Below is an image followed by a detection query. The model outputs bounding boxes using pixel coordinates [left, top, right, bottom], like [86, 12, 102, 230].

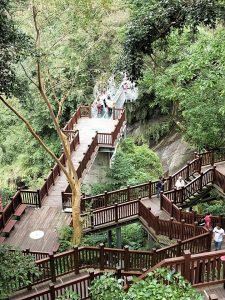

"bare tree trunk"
[71, 181, 82, 244]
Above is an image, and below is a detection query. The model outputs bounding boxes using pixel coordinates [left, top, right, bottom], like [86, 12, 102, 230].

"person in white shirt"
[175, 176, 185, 189]
[213, 224, 224, 250]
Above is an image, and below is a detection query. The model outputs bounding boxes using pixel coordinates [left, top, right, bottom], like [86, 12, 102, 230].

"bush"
[89, 268, 203, 300]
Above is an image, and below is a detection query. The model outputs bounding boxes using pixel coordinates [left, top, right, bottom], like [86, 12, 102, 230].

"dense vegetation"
[123, 0, 225, 150]
[89, 269, 203, 300]
[0, 245, 39, 299]
[1, 0, 225, 202]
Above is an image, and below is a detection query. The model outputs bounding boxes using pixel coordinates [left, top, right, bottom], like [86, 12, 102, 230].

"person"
[204, 212, 212, 230]
[96, 100, 103, 115]
[213, 224, 224, 250]
[198, 218, 205, 226]
[175, 176, 185, 189]
[156, 177, 164, 198]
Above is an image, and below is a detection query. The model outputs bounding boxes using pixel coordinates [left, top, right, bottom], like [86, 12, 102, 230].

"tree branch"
[0, 95, 71, 181]
[20, 63, 39, 89]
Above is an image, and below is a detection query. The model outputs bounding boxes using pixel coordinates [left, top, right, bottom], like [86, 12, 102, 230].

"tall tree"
[0, 0, 126, 243]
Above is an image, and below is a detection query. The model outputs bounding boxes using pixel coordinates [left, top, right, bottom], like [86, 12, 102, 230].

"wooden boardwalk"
[5, 117, 117, 252]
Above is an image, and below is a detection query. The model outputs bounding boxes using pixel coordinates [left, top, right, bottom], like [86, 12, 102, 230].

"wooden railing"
[161, 193, 225, 228]
[12, 225, 210, 292]
[77, 157, 200, 212]
[17, 249, 225, 300]
[215, 169, 225, 192]
[136, 249, 225, 289]
[196, 149, 225, 166]
[62, 110, 126, 206]
[163, 168, 214, 205]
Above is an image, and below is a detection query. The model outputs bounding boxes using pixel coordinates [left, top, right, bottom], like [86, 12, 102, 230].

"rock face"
[153, 131, 195, 176]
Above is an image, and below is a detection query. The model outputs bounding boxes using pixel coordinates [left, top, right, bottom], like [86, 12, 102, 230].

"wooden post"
[115, 203, 118, 223]
[211, 151, 215, 166]
[207, 231, 213, 251]
[213, 165, 216, 183]
[180, 219, 185, 240]
[178, 207, 182, 222]
[151, 248, 157, 267]
[148, 180, 152, 198]
[193, 221, 198, 236]
[37, 189, 41, 208]
[89, 271, 95, 283]
[99, 243, 105, 271]
[104, 191, 108, 206]
[176, 240, 182, 257]
[169, 217, 174, 240]
[49, 283, 55, 300]
[171, 200, 174, 217]
[199, 173, 203, 191]
[124, 245, 130, 271]
[80, 194, 85, 212]
[51, 169, 55, 185]
[168, 176, 172, 191]
[44, 179, 49, 196]
[186, 162, 190, 180]
[73, 246, 79, 274]
[183, 250, 191, 282]
[116, 266, 122, 279]
[180, 187, 185, 205]
[91, 213, 94, 229]
[138, 197, 141, 216]
[174, 188, 177, 204]
[160, 192, 163, 210]
[49, 253, 56, 283]
[155, 216, 159, 235]
[198, 156, 202, 173]
[127, 186, 130, 201]
[111, 131, 114, 146]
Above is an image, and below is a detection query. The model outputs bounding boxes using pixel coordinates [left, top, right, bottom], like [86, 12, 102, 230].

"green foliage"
[82, 232, 108, 247]
[90, 273, 124, 300]
[0, 0, 31, 97]
[120, 223, 147, 250]
[58, 226, 73, 252]
[0, 186, 14, 207]
[131, 25, 225, 149]
[0, 245, 40, 299]
[134, 120, 173, 145]
[127, 268, 203, 300]
[56, 289, 80, 300]
[123, 0, 225, 78]
[197, 193, 225, 216]
[90, 268, 203, 300]
[109, 138, 163, 188]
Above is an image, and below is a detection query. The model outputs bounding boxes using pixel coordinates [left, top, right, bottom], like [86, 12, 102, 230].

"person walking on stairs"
[156, 177, 164, 198]
[175, 176, 185, 189]
[213, 224, 224, 250]
[204, 212, 212, 230]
